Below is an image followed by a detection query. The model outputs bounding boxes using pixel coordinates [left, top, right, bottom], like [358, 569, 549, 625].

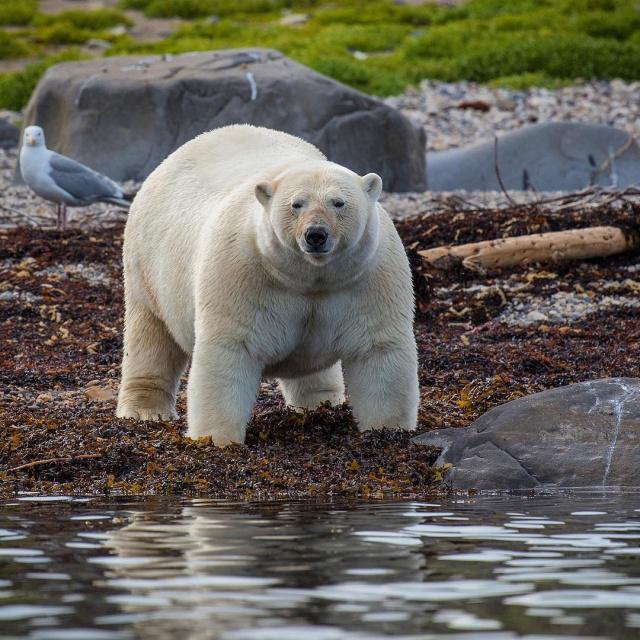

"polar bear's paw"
[116, 381, 178, 422]
[117, 404, 177, 421]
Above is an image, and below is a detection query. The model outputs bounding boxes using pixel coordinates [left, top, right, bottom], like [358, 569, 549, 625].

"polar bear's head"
[255, 163, 382, 266]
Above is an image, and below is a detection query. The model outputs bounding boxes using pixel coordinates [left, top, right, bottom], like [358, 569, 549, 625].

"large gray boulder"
[427, 122, 640, 191]
[23, 48, 426, 192]
[413, 378, 640, 490]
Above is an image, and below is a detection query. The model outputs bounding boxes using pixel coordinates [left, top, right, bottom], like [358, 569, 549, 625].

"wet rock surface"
[23, 48, 426, 192]
[414, 379, 640, 490]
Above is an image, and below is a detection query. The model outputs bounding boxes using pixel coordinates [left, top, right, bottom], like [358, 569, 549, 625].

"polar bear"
[116, 125, 419, 445]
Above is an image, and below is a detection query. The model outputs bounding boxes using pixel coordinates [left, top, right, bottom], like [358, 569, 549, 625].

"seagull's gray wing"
[48, 152, 123, 204]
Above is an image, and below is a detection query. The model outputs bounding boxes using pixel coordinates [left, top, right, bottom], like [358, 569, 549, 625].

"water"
[1, 494, 640, 639]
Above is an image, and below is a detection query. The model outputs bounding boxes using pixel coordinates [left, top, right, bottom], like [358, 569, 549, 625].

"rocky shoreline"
[2, 202, 640, 496]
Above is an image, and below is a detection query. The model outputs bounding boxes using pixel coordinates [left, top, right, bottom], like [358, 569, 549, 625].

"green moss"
[21, 9, 133, 47]
[451, 34, 640, 83]
[120, 0, 302, 19]
[0, 0, 38, 26]
[487, 72, 571, 90]
[33, 22, 97, 46]
[0, 51, 85, 111]
[0, 31, 29, 60]
[34, 9, 132, 31]
[5, 0, 640, 108]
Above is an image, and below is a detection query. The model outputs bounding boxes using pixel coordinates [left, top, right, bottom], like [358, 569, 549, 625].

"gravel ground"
[380, 79, 640, 213]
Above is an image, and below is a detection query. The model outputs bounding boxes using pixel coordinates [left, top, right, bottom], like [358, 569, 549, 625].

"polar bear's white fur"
[116, 125, 419, 445]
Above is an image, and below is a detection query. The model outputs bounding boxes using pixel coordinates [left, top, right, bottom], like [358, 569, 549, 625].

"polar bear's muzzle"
[299, 222, 337, 258]
[303, 225, 330, 252]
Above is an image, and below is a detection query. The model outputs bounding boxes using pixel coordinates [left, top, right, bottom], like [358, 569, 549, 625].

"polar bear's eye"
[292, 201, 304, 210]
[333, 200, 345, 209]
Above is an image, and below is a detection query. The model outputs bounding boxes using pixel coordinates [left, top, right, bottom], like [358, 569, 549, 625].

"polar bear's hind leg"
[117, 302, 188, 421]
[278, 362, 346, 410]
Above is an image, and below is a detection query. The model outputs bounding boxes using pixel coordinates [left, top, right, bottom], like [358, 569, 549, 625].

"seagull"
[19, 125, 132, 230]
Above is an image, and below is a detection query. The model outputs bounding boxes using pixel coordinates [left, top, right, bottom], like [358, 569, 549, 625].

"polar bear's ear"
[255, 182, 274, 208]
[362, 173, 383, 202]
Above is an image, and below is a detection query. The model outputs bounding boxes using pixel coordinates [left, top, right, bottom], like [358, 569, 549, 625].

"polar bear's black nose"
[305, 226, 328, 250]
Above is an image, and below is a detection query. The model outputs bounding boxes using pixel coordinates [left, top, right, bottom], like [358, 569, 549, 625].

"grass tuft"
[0, 0, 38, 27]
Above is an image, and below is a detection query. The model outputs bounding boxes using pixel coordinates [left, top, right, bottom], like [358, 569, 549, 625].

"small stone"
[85, 386, 116, 402]
[525, 310, 549, 323]
[107, 25, 128, 37]
[279, 12, 309, 26]
[86, 39, 111, 51]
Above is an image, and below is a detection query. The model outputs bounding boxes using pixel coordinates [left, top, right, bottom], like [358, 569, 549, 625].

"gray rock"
[22, 48, 426, 192]
[426, 122, 640, 191]
[413, 378, 640, 490]
[0, 118, 19, 149]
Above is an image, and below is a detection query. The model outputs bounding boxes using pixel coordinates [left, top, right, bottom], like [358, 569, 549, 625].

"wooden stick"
[7, 453, 102, 472]
[419, 226, 639, 271]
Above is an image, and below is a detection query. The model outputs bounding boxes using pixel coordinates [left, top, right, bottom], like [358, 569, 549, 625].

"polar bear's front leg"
[343, 344, 419, 432]
[278, 362, 345, 410]
[187, 339, 262, 445]
[117, 303, 188, 421]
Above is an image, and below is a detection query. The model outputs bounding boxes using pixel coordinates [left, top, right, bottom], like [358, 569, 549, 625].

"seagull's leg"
[55, 203, 62, 230]
[61, 204, 67, 231]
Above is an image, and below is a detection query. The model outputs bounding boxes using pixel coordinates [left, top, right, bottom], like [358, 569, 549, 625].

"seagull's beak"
[25, 136, 35, 146]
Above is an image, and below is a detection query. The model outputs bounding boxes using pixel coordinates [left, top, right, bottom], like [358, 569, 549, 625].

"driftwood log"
[419, 226, 639, 271]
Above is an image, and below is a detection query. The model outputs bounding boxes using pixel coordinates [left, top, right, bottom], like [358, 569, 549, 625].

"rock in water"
[426, 122, 640, 191]
[23, 49, 426, 192]
[413, 378, 640, 490]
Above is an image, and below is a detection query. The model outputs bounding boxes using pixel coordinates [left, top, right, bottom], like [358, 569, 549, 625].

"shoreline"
[2, 203, 640, 497]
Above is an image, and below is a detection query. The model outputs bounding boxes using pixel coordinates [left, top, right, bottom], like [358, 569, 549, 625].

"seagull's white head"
[23, 125, 45, 148]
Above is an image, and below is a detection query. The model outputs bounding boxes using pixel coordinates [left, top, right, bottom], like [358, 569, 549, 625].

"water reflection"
[0, 494, 639, 639]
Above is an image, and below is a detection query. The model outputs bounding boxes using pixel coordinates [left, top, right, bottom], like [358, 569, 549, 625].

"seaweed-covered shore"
[2, 203, 640, 497]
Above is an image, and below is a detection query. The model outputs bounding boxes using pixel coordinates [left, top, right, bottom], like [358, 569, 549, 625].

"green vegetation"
[0, 0, 639, 109]
[121, 0, 315, 19]
[0, 51, 84, 112]
[34, 9, 132, 31]
[0, 1, 38, 27]
[0, 31, 29, 60]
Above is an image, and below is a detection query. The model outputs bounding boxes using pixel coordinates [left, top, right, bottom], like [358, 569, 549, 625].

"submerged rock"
[426, 122, 640, 191]
[22, 48, 426, 192]
[413, 378, 640, 490]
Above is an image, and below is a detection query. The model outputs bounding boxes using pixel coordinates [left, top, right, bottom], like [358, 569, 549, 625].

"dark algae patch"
[2, 203, 640, 497]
